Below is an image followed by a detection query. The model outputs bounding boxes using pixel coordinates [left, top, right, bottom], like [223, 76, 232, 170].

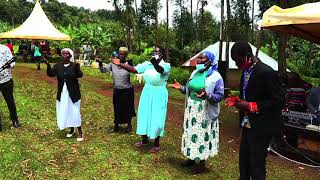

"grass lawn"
[0, 63, 318, 179]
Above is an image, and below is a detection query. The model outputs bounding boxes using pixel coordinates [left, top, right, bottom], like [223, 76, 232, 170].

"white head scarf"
[61, 48, 75, 62]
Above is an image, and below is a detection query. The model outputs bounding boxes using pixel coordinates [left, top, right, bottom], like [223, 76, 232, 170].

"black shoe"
[181, 159, 195, 167]
[109, 124, 120, 133]
[12, 120, 20, 128]
[193, 161, 206, 174]
[125, 124, 132, 133]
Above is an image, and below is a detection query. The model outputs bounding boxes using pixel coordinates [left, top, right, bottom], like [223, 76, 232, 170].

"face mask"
[152, 55, 160, 60]
[196, 64, 205, 71]
[242, 58, 253, 70]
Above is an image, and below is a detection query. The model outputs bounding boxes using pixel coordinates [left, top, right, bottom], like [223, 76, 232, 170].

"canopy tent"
[0, 1, 70, 41]
[261, 2, 320, 44]
[182, 42, 285, 71]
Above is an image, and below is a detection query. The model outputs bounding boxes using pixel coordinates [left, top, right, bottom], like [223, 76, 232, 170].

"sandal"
[134, 141, 148, 147]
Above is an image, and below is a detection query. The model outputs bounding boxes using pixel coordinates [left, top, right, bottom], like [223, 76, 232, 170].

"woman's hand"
[112, 58, 121, 65]
[95, 57, 102, 62]
[95, 57, 103, 66]
[168, 79, 182, 90]
[195, 89, 207, 100]
[43, 59, 50, 65]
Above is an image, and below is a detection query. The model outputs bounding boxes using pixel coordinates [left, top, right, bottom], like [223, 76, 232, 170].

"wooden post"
[218, 0, 224, 62]
[134, 0, 141, 54]
[279, 33, 288, 77]
[225, 0, 231, 88]
[251, 0, 254, 43]
[278, 0, 288, 77]
[255, 29, 264, 57]
[166, 0, 169, 61]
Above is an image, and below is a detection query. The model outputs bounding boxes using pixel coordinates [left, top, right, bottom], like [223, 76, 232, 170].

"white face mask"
[152, 55, 160, 60]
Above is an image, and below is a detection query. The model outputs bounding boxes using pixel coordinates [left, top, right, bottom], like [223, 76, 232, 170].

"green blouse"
[188, 71, 207, 101]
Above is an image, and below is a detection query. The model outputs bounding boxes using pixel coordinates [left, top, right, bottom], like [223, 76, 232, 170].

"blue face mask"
[196, 64, 205, 71]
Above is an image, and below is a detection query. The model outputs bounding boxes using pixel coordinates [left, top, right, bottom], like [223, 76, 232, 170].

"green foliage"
[57, 22, 124, 58]
[194, 11, 219, 52]
[301, 76, 320, 87]
[137, 0, 161, 46]
[128, 53, 150, 65]
[260, 41, 278, 60]
[230, 0, 251, 41]
[173, 5, 193, 49]
[168, 67, 190, 85]
[0, 21, 12, 33]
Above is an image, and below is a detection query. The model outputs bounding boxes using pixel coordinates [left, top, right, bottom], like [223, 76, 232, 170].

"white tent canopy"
[0, 0, 70, 40]
[182, 42, 284, 71]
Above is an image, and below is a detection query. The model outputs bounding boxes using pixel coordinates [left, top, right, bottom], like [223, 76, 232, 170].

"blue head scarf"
[202, 51, 218, 77]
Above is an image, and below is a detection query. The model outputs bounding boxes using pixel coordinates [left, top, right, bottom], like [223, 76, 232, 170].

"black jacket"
[239, 61, 285, 136]
[47, 62, 83, 103]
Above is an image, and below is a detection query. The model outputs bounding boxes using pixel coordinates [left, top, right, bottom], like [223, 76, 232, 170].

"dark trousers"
[0, 79, 18, 123]
[239, 128, 272, 180]
[113, 88, 135, 125]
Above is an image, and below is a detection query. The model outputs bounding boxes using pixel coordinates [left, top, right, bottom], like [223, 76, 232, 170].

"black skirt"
[113, 88, 136, 124]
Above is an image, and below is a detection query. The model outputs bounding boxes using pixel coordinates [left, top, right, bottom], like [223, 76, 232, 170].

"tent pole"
[279, 32, 288, 77]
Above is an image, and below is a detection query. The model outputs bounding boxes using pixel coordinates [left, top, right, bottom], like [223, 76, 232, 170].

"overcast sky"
[56, 0, 260, 26]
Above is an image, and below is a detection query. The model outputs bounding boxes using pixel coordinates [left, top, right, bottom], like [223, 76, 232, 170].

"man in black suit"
[227, 42, 285, 180]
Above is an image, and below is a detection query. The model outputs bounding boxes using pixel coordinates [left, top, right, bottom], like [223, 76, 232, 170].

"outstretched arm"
[112, 58, 138, 74]
[151, 58, 164, 74]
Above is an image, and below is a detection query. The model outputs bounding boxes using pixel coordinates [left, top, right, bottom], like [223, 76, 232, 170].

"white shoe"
[66, 132, 74, 138]
[77, 136, 84, 142]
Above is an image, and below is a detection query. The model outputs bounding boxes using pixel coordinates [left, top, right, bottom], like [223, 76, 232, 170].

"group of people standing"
[0, 40, 285, 178]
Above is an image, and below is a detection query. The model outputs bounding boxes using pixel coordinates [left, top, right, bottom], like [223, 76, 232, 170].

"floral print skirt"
[181, 97, 219, 161]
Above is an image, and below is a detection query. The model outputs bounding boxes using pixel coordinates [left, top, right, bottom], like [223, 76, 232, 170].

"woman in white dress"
[45, 48, 84, 142]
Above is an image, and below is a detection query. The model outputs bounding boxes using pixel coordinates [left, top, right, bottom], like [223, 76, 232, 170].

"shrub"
[168, 67, 190, 85]
[128, 53, 150, 65]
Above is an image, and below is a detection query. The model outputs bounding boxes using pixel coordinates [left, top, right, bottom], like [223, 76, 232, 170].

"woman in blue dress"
[112, 46, 171, 153]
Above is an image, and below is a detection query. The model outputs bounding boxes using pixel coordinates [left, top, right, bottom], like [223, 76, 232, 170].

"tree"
[225, 0, 231, 87]
[218, 0, 224, 62]
[134, 0, 141, 53]
[173, 0, 192, 62]
[195, 11, 219, 47]
[232, 0, 251, 41]
[251, 0, 254, 43]
[166, 0, 169, 60]
[138, 0, 161, 46]
[199, 0, 208, 49]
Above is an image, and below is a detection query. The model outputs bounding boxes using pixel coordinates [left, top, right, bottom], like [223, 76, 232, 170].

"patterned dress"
[181, 71, 219, 161]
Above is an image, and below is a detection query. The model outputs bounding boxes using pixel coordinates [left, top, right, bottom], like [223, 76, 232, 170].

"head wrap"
[61, 48, 74, 62]
[119, 47, 128, 52]
[202, 51, 218, 77]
